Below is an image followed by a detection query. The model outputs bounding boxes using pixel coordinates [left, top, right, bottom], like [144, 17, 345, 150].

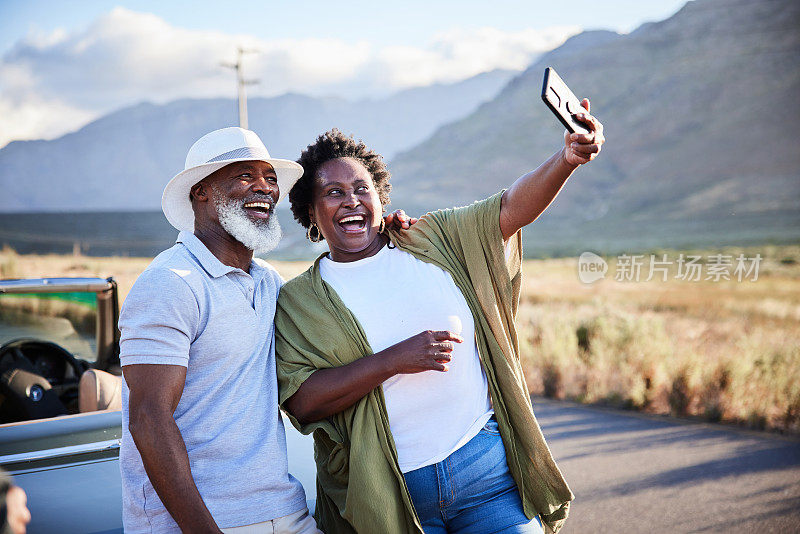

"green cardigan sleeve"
[389, 191, 523, 361]
[391, 191, 573, 534]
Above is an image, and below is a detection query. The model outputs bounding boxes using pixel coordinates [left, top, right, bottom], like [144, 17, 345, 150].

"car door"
[1, 411, 318, 533]
[0, 410, 123, 534]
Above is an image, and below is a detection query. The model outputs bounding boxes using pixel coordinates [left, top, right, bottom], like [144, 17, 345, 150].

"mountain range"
[0, 69, 514, 212]
[1, 0, 798, 256]
[388, 0, 800, 252]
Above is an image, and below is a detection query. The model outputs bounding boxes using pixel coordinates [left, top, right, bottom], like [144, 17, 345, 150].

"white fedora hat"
[161, 127, 303, 232]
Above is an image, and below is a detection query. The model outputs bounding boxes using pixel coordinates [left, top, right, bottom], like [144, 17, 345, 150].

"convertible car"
[0, 277, 315, 533]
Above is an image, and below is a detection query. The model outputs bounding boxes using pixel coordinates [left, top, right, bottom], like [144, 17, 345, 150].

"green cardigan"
[275, 192, 573, 534]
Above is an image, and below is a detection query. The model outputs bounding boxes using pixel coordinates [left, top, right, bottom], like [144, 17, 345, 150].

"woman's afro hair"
[289, 128, 391, 231]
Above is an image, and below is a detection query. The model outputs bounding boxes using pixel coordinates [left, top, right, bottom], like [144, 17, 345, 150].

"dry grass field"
[2, 244, 798, 434]
[518, 245, 800, 434]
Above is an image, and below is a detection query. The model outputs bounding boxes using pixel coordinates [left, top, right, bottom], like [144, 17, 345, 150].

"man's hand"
[383, 209, 417, 231]
[6, 486, 31, 534]
[563, 98, 605, 167]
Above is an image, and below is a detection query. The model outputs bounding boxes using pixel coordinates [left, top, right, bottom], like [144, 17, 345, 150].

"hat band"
[205, 146, 271, 163]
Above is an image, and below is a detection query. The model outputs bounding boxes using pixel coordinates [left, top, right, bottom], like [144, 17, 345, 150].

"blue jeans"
[402, 417, 544, 534]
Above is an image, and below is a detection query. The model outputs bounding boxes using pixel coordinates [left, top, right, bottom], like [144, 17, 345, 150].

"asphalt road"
[532, 398, 800, 533]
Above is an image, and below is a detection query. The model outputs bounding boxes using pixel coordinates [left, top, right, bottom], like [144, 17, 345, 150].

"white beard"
[213, 191, 282, 254]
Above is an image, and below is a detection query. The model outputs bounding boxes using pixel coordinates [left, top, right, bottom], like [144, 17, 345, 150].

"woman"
[276, 101, 604, 534]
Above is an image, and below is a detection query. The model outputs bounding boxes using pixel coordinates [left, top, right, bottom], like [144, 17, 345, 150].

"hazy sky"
[0, 1, 689, 147]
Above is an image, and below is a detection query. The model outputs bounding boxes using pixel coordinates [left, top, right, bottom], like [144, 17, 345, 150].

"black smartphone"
[541, 67, 592, 135]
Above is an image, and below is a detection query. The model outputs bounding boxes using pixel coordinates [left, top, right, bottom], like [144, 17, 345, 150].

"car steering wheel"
[0, 339, 86, 423]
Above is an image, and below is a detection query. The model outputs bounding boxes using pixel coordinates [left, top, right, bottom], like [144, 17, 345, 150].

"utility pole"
[221, 47, 259, 129]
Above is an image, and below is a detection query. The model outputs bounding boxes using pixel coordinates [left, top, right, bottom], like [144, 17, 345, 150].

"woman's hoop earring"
[307, 222, 322, 243]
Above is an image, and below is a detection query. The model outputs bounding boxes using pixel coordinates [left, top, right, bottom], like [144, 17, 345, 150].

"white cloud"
[428, 26, 581, 79]
[0, 96, 94, 147]
[0, 7, 579, 147]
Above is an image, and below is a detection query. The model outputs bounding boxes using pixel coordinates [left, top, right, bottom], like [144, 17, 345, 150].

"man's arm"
[124, 364, 221, 534]
[499, 98, 605, 240]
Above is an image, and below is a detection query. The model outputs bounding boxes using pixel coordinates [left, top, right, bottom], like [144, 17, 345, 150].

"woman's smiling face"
[310, 157, 386, 262]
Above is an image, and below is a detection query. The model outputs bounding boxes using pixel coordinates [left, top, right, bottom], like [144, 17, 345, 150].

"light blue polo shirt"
[119, 231, 306, 533]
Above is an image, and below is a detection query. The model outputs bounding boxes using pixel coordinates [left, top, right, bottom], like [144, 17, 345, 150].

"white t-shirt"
[319, 244, 493, 473]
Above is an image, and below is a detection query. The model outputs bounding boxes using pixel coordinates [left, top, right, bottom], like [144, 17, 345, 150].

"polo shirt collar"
[176, 231, 239, 279]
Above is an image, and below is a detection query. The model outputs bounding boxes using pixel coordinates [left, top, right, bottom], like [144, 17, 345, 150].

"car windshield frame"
[0, 278, 119, 367]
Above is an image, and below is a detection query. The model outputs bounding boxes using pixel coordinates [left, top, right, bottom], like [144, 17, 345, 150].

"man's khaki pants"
[221, 508, 322, 534]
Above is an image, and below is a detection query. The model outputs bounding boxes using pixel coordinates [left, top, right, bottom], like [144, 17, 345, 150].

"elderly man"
[120, 127, 359, 533]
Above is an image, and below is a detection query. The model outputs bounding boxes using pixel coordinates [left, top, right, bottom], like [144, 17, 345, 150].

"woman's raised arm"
[499, 98, 605, 240]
